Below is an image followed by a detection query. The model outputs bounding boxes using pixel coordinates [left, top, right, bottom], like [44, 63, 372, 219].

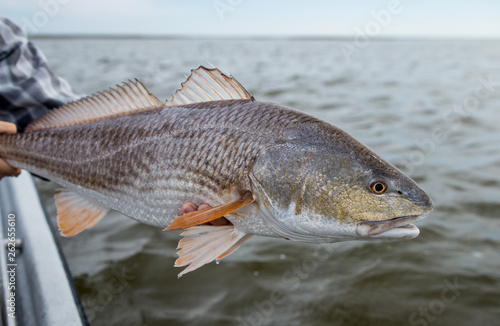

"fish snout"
[411, 189, 434, 215]
[420, 193, 434, 213]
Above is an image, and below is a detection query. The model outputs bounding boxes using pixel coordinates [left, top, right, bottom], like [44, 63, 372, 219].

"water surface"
[34, 38, 500, 326]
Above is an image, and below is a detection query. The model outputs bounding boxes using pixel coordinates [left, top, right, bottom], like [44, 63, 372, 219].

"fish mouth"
[356, 214, 428, 240]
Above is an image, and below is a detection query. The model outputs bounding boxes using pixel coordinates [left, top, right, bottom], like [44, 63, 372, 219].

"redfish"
[0, 67, 433, 277]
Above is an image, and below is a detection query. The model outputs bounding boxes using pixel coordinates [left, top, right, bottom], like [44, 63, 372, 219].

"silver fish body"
[0, 66, 433, 276]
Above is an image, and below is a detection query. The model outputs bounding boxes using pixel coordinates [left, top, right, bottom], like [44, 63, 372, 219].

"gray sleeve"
[0, 16, 82, 132]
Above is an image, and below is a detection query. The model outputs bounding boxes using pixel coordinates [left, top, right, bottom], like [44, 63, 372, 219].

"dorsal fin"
[26, 80, 163, 132]
[165, 66, 253, 107]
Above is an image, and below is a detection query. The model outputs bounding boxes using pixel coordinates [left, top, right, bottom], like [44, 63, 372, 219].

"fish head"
[249, 122, 433, 243]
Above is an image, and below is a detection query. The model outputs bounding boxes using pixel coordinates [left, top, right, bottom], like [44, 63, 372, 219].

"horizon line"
[30, 33, 500, 42]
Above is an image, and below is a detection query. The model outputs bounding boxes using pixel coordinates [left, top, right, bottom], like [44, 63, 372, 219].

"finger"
[178, 202, 198, 216]
[197, 204, 211, 211]
[0, 122, 17, 134]
[0, 122, 19, 178]
[209, 217, 231, 226]
[0, 160, 21, 177]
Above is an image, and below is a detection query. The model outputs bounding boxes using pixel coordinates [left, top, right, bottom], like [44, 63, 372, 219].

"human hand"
[178, 202, 230, 226]
[0, 122, 21, 179]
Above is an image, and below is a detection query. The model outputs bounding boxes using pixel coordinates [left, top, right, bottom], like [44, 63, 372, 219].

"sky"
[2, 0, 500, 39]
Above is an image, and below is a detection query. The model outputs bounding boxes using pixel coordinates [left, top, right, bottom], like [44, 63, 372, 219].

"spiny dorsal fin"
[55, 189, 110, 237]
[26, 80, 163, 132]
[174, 225, 253, 277]
[165, 66, 253, 107]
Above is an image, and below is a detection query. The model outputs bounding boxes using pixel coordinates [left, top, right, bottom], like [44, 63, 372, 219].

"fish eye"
[369, 181, 387, 194]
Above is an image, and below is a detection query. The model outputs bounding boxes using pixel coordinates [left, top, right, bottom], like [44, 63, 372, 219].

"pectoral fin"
[174, 225, 253, 277]
[165, 192, 254, 230]
[55, 190, 109, 237]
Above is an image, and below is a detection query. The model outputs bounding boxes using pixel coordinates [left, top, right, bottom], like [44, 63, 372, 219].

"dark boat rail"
[0, 172, 88, 326]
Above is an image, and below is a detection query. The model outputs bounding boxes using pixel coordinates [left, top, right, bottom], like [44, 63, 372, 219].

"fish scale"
[0, 100, 308, 229]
